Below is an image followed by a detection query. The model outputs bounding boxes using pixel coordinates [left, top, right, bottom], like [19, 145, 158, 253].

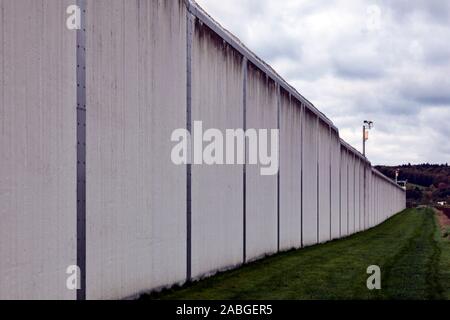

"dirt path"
[435, 207, 450, 238]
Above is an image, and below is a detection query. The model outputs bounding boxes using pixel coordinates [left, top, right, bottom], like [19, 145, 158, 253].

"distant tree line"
[376, 164, 450, 187]
[375, 164, 450, 207]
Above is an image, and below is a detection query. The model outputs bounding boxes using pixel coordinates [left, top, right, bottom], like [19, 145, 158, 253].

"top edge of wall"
[340, 139, 369, 164]
[340, 140, 403, 191]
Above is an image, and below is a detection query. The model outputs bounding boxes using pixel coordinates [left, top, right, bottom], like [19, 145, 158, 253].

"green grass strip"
[144, 208, 450, 300]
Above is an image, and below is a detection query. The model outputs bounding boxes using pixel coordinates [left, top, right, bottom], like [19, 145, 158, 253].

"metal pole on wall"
[362, 120, 373, 158]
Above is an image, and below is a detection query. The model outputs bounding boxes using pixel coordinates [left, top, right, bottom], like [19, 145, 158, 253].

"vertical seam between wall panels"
[242, 57, 247, 263]
[276, 86, 281, 252]
[316, 117, 319, 244]
[76, 0, 87, 301]
[347, 150, 349, 233]
[186, 11, 193, 281]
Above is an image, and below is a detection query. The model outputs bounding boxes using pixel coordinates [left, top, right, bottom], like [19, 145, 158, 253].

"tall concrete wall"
[318, 121, 331, 243]
[0, 0, 406, 299]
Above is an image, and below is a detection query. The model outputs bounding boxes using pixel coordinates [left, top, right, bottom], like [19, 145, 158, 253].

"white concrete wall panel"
[367, 170, 372, 228]
[374, 177, 378, 225]
[371, 172, 375, 227]
[340, 147, 349, 237]
[360, 163, 365, 231]
[302, 110, 318, 246]
[318, 122, 331, 243]
[348, 154, 355, 234]
[373, 173, 378, 226]
[368, 172, 371, 228]
[279, 93, 302, 250]
[376, 178, 380, 224]
[384, 184, 387, 219]
[191, 22, 244, 277]
[379, 179, 382, 222]
[330, 133, 341, 239]
[370, 173, 373, 227]
[245, 63, 278, 260]
[354, 158, 360, 232]
[378, 180, 380, 221]
[0, 0, 77, 300]
[373, 174, 376, 227]
[85, 0, 187, 299]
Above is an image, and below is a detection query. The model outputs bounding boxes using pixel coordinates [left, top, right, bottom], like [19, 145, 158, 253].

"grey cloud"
[424, 41, 450, 66]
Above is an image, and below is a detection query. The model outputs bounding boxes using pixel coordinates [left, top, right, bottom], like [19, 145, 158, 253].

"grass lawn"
[145, 208, 450, 300]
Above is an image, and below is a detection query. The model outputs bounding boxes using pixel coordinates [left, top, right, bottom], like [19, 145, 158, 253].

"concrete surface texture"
[0, 0, 406, 299]
[85, 0, 187, 300]
[330, 133, 341, 239]
[318, 121, 331, 243]
[279, 91, 302, 251]
[0, 0, 77, 300]
[245, 63, 278, 261]
[302, 109, 319, 246]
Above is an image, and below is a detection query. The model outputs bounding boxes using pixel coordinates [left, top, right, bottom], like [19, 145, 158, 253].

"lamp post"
[363, 120, 373, 158]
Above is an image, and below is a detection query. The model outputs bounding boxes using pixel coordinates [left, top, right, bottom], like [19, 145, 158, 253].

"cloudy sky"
[196, 0, 450, 165]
